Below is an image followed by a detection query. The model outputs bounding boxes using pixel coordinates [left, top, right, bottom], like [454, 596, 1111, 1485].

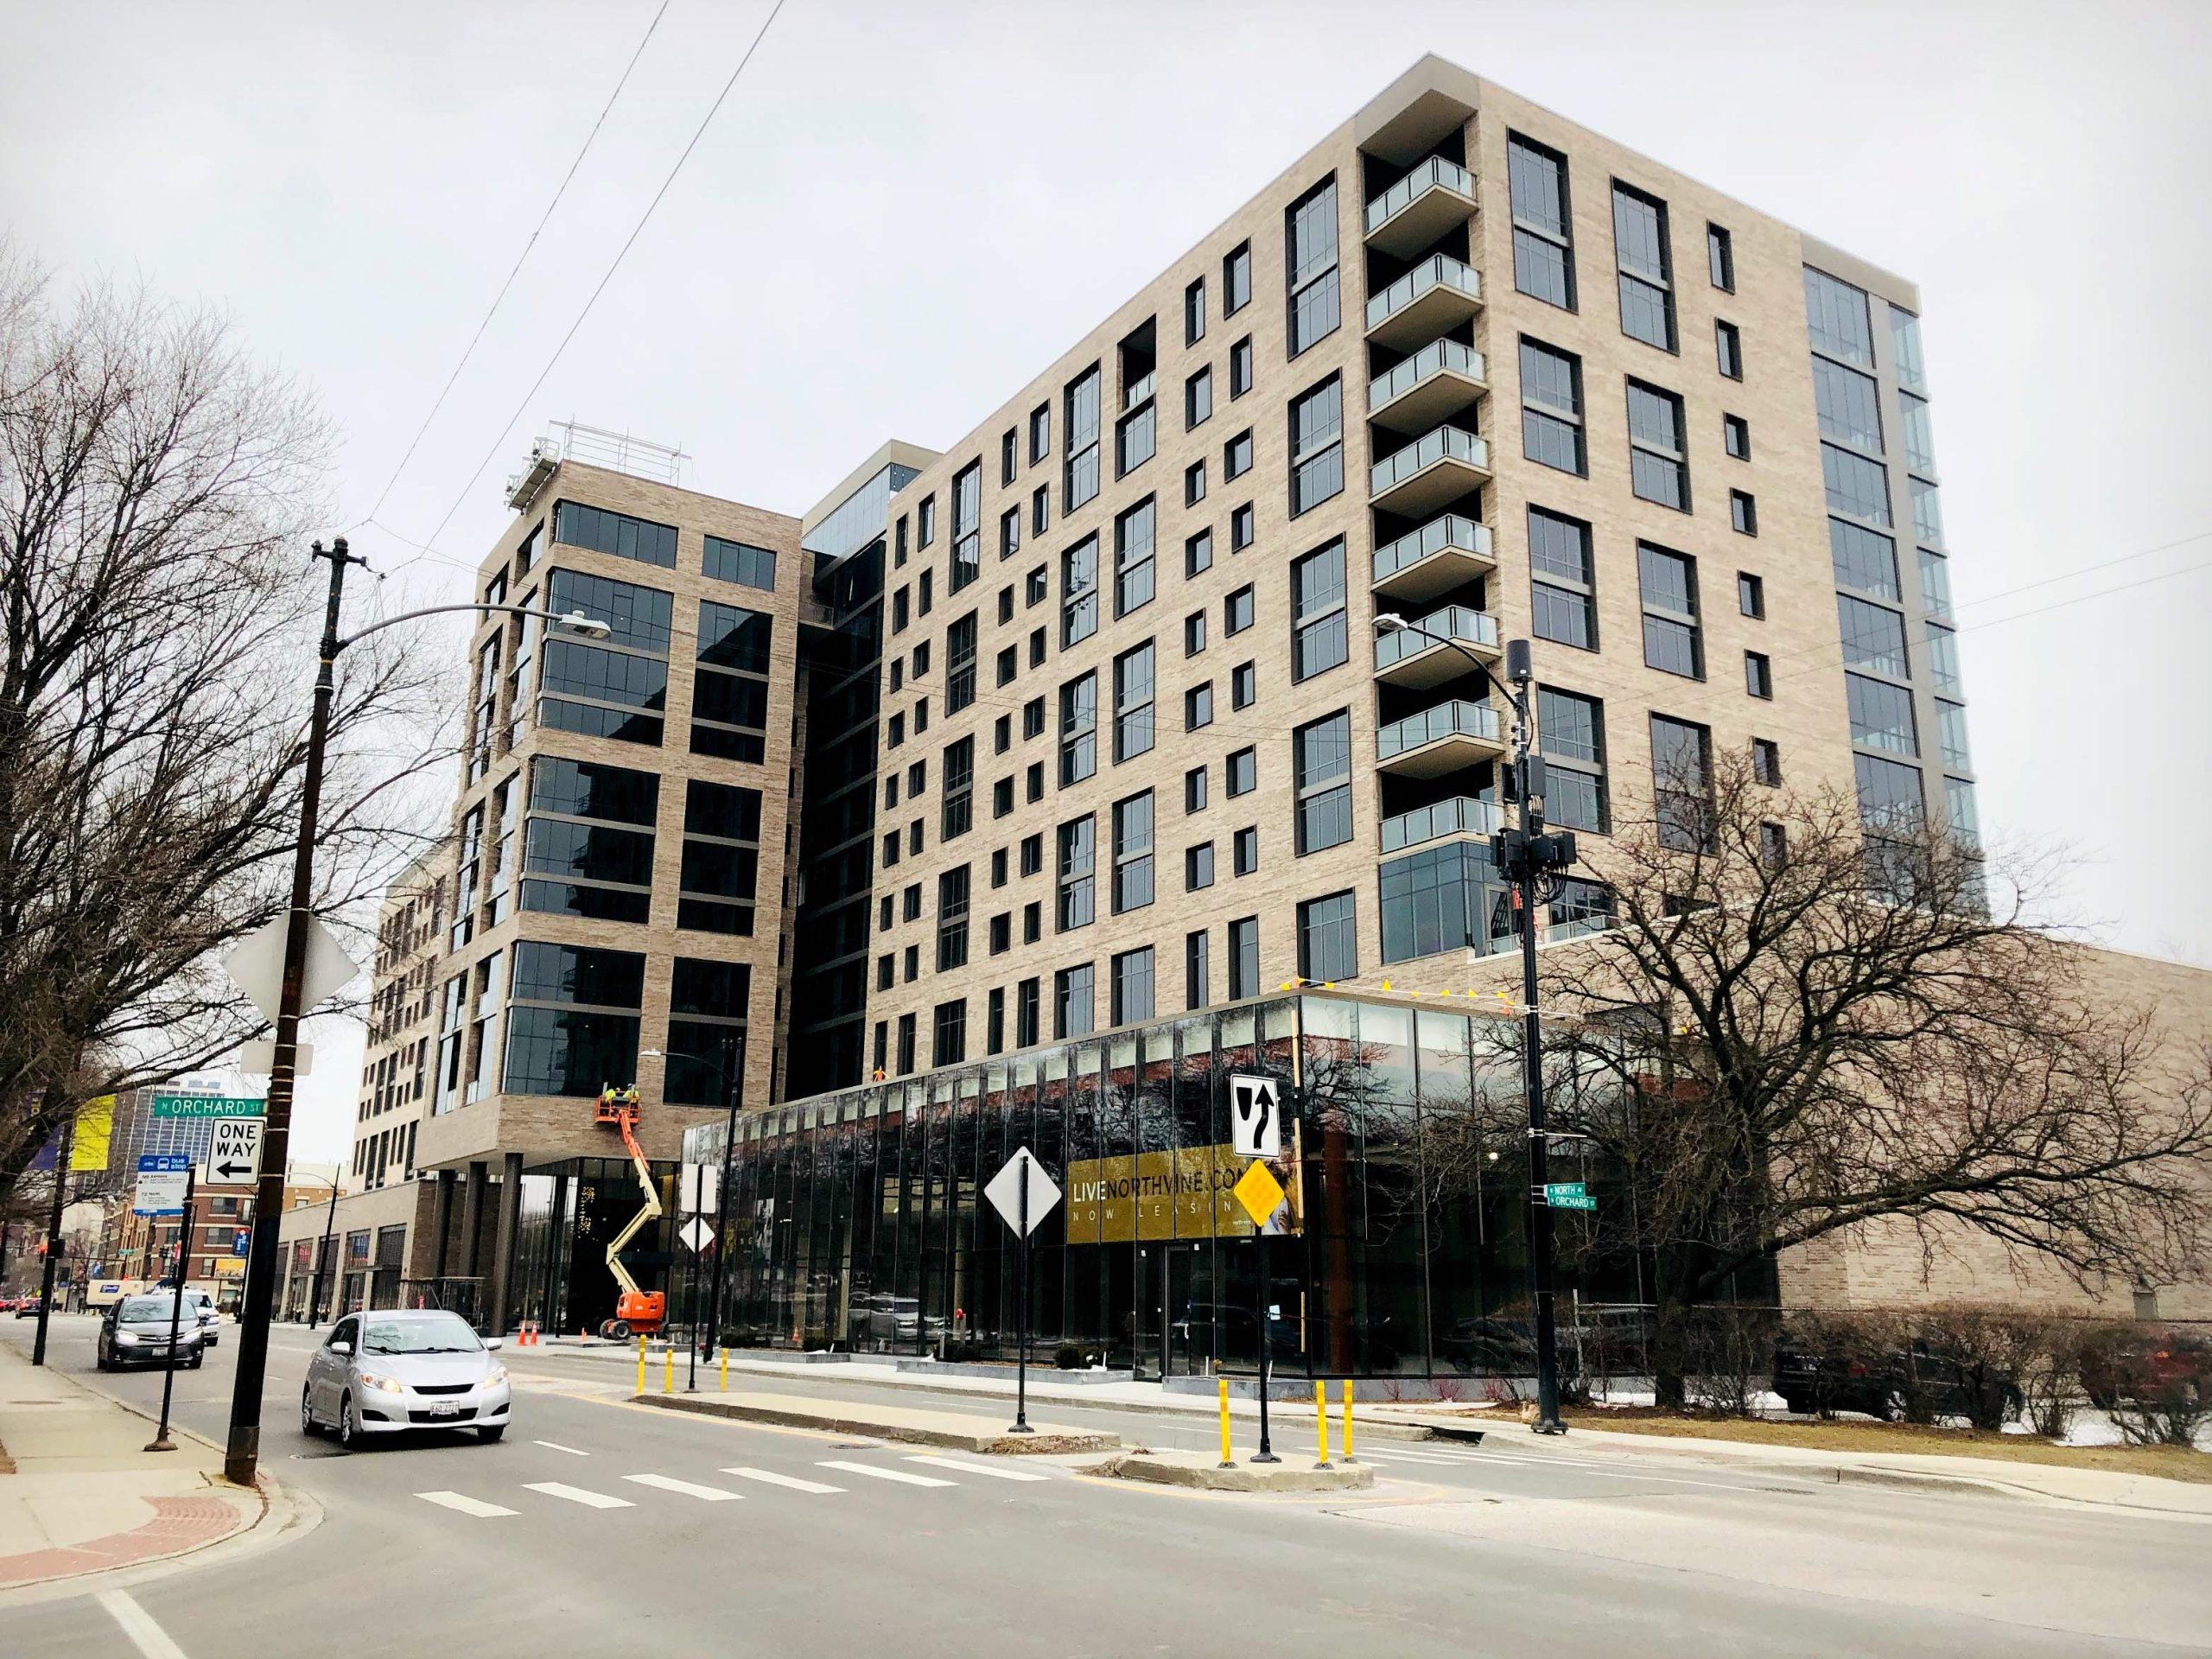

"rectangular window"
[1508, 134, 1574, 308]
[1224, 242, 1251, 315]
[1911, 477, 1944, 549]
[1730, 490, 1758, 536]
[1061, 533, 1099, 647]
[1053, 964, 1096, 1039]
[1230, 503, 1255, 551]
[996, 645, 1017, 688]
[1230, 660, 1255, 709]
[1738, 572, 1764, 618]
[945, 612, 977, 713]
[1185, 842, 1215, 890]
[1638, 543, 1702, 679]
[1224, 585, 1254, 635]
[1058, 671, 1097, 785]
[1185, 930, 1210, 1010]
[1287, 176, 1340, 356]
[1297, 892, 1358, 983]
[552, 499, 677, 568]
[1185, 367, 1212, 429]
[689, 600, 772, 764]
[1224, 429, 1254, 481]
[1000, 505, 1021, 561]
[1744, 651, 1772, 700]
[1294, 711, 1352, 854]
[1519, 339, 1586, 474]
[1937, 700, 1973, 771]
[1803, 266, 1874, 366]
[1185, 610, 1206, 656]
[1229, 336, 1254, 398]
[1232, 825, 1259, 875]
[931, 1000, 966, 1066]
[1723, 413, 1750, 459]
[1111, 791, 1154, 913]
[1649, 715, 1713, 852]
[1290, 540, 1347, 680]
[987, 987, 1006, 1054]
[1830, 518, 1901, 599]
[1927, 621, 1961, 692]
[1226, 747, 1255, 796]
[1185, 529, 1212, 578]
[1056, 815, 1096, 931]
[1627, 379, 1689, 510]
[1846, 671, 1919, 755]
[1111, 947, 1155, 1027]
[1854, 751, 1925, 833]
[702, 534, 777, 592]
[949, 461, 982, 592]
[1228, 918, 1260, 1001]
[1022, 696, 1046, 740]
[1813, 356, 1884, 453]
[1016, 978, 1040, 1047]
[1185, 682, 1213, 729]
[1002, 428, 1018, 486]
[1020, 832, 1043, 876]
[1113, 641, 1155, 762]
[1537, 687, 1608, 833]
[1032, 485, 1048, 536]
[1891, 305, 1927, 391]
[1185, 460, 1206, 505]
[1288, 376, 1344, 514]
[1114, 498, 1156, 617]
[1116, 394, 1155, 478]
[1529, 507, 1597, 651]
[1064, 365, 1102, 510]
[1837, 594, 1910, 677]
[1611, 181, 1675, 352]
[1751, 736, 1783, 786]
[1185, 276, 1206, 346]
[1715, 319, 1742, 379]
[941, 735, 975, 840]
[936, 866, 970, 971]
[895, 1014, 916, 1074]
[1901, 393, 1936, 474]
[1185, 765, 1208, 813]
[1029, 404, 1051, 464]
[1707, 223, 1734, 291]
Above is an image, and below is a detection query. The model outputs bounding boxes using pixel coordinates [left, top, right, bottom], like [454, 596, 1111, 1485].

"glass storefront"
[683, 994, 1651, 1379]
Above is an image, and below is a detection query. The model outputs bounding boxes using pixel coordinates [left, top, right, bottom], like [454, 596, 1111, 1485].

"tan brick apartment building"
[288, 57, 2208, 1344]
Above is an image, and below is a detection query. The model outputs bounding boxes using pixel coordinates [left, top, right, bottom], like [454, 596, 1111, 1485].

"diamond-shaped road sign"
[679, 1217, 715, 1253]
[223, 913, 362, 1027]
[1232, 1160, 1287, 1229]
[984, 1147, 1062, 1237]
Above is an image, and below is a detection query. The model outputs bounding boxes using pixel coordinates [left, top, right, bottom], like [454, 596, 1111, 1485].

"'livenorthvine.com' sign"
[1064, 1145, 1260, 1243]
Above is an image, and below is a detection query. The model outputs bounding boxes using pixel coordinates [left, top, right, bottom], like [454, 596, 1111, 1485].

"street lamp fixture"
[1369, 613, 1578, 1435]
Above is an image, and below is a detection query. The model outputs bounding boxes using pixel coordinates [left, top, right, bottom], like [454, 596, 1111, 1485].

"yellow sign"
[215, 1256, 247, 1277]
[1065, 1144, 1254, 1243]
[1232, 1160, 1287, 1229]
[69, 1096, 116, 1172]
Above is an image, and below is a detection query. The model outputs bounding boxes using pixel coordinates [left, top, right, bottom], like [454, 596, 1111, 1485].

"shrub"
[938, 1338, 982, 1363]
[1685, 1306, 1777, 1418]
[1053, 1342, 1092, 1370]
[2096, 1328, 2210, 1448]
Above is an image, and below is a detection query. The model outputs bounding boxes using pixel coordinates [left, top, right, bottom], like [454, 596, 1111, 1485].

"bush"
[938, 1338, 982, 1363]
[1053, 1343, 1094, 1370]
[2093, 1328, 2210, 1448]
[1684, 1306, 1777, 1418]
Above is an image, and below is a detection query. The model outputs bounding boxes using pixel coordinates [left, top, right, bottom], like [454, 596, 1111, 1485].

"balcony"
[1365, 253, 1483, 352]
[1364, 156, 1477, 257]
[1368, 338, 1486, 434]
[1370, 424, 1490, 518]
[1373, 606, 1502, 689]
[1122, 372, 1156, 413]
[1376, 698, 1505, 778]
[1372, 514, 1495, 605]
[1380, 795, 1501, 855]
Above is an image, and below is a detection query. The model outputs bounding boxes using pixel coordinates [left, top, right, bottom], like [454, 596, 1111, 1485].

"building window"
[1185, 529, 1213, 578]
[1056, 816, 1096, 931]
[996, 645, 1017, 689]
[1185, 930, 1210, 1010]
[1738, 572, 1764, 618]
[987, 987, 1006, 1054]
[1945, 777, 1980, 845]
[1508, 133, 1574, 309]
[1111, 791, 1154, 913]
[1230, 503, 1255, 552]
[537, 569, 673, 748]
[1065, 365, 1102, 510]
[1232, 825, 1259, 875]
[1185, 610, 1206, 656]
[1730, 489, 1758, 536]
[1229, 336, 1254, 398]
[1891, 305, 1927, 391]
[950, 461, 982, 592]
[1001, 428, 1019, 486]
[1649, 715, 1714, 852]
[1029, 403, 1051, 464]
[1911, 477, 1944, 549]
[1032, 485, 1049, 536]
[501, 940, 645, 1096]
[521, 755, 661, 928]
[1185, 765, 1208, 813]
[1529, 507, 1597, 651]
[1759, 822, 1788, 868]
[1114, 498, 1156, 617]
[703, 534, 777, 592]
[1611, 181, 1676, 352]
[1058, 671, 1097, 785]
[1812, 357, 1885, 453]
[1803, 266, 1874, 366]
[1288, 377, 1344, 514]
[1830, 519, 1901, 599]
[1227, 749, 1256, 797]
[1116, 389, 1156, 479]
[937, 866, 971, 970]
[1626, 379, 1689, 510]
[1225, 585, 1254, 635]
[1294, 711, 1352, 854]
[1185, 682, 1213, 729]
[1937, 699, 1972, 771]
[1902, 393, 1937, 476]
[1707, 223, 1734, 291]
[941, 736, 975, 839]
[991, 847, 1009, 887]
[1519, 339, 1586, 474]
[1186, 842, 1215, 890]
[1287, 175, 1340, 356]
[1297, 892, 1358, 983]
[1224, 429, 1254, 481]
[1230, 660, 1255, 709]
[1015, 977, 1041, 1047]
[1054, 963, 1096, 1039]
[917, 494, 937, 548]
[1113, 641, 1155, 762]
[551, 499, 677, 568]
[1536, 688, 1607, 833]
[1228, 917, 1260, 1001]
[1224, 241, 1251, 315]
[1714, 320, 1742, 380]
[1185, 461, 1206, 505]
[1022, 696, 1046, 739]
[1062, 533, 1099, 647]
[1927, 621, 1961, 692]
[1723, 413, 1750, 459]
[895, 1014, 916, 1075]
[1751, 736, 1783, 785]
[1854, 751, 1925, 834]
[1847, 672, 1918, 755]
[1837, 594, 1910, 677]
[946, 612, 978, 712]
[1020, 832, 1043, 876]
[1186, 366, 1212, 429]
[1639, 543, 1702, 678]
[1289, 539, 1347, 680]
[1185, 276, 1206, 345]
[1744, 651, 1772, 700]
[1111, 947, 1155, 1027]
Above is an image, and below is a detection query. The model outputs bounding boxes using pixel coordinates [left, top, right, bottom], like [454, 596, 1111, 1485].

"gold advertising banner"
[1065, 1143, 1256, 1244]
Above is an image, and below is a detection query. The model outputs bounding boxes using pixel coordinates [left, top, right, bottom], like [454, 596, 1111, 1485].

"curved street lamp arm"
[335, 603, 605, 654]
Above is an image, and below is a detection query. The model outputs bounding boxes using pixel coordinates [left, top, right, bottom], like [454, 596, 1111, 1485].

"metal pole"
[224, 538, 362, 1488]
[701, 1032, 741, 1366]
[308, 1178, 340, 1328]
[1009, 1167, 1032, 1433]
[148, 1166, 194, 1452]
[685, 1224, 698, 1392]
[1517, 743, 1566, 1435]
[30, 1107, 73, 1366]
[1251, 1224, 1278, 1462]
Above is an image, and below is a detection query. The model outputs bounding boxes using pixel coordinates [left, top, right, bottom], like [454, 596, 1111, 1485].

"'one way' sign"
[203, 1116, 265, 1186]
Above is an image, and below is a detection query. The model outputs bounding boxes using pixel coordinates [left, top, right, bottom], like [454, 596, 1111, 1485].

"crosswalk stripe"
[622, 1473, 745, 1502]
[524, 1481, 634, 1509]
[904, 1455, 1051, 1482]
[818, 1459, 955, 1488]
[417, 1491, 518, 1516]
[533, 1440, 589, 1456]
[722, 1466, 846, 1494]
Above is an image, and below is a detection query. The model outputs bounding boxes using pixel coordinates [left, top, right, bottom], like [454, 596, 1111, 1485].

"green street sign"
[151, 1094, 266, 1120]
[1552, 1193, 1598, 1212]
[1542, 1181, 1587, 1204]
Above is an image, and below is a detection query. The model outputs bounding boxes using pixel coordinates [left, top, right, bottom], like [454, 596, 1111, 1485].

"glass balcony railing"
[1365, 253, 1482, 332]
[1370, 425, 1489, 495]
[1368, 338, 1486, 411]
[1376, 698, 1502, 760]
[1372, 515, 1493, 585]
[1380, 795, 1501, 854]
[1364, 156, 1475, 234]
[1122, 372, 1156, 412]
[1375, 606, 1500, 671]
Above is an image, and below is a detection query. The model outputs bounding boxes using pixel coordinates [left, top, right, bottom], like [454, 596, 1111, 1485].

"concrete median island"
[1093, 1449, 1376, 1493]
[631, 1389, 1120, 1454]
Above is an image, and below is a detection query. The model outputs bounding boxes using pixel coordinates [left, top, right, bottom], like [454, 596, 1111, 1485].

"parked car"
[1773, 1339, 2021, 1423]
[13, 1294, 43, 1319]
[302, 1308, 510, 1448]
[188, 1287, 220, 1345]
[95, 1294, 207, 1370]
[2078, 1334, 2210, 1410]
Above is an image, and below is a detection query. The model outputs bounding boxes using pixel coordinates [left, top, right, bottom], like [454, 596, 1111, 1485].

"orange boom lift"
[593, 1085, 666, 1340]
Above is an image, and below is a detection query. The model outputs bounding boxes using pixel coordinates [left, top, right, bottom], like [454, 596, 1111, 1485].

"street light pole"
[1372, 616, 1574, 1434]
[307, 1174, 342, 1328]
[701, 1030, 742, 1368]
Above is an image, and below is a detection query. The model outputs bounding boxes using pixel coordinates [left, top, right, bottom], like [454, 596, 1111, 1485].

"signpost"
[144, 1158, 195, 1454]
[203, 1117, 265, 1186]
[1541, 1181, 1597, 1213]
[677, 1216, 715, 1391]
[983, 1147, 1062, 1435]
[1230, 1157, 1289, 1464]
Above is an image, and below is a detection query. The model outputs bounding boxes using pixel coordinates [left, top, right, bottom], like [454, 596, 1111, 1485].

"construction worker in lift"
[593, 1084, 667, 1340]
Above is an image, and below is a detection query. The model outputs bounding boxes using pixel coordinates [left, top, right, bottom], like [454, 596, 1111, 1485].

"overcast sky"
[6, 1, 2207, 1164]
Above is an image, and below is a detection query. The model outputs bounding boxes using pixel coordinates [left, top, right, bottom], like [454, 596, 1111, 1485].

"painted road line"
[524, 1481, 635, 1509]
[622, 1472, 745, 1501]
[416, 1491, 521, 1517]
[98, 1590, 189, 1659]
[818, 1459, 956, 1488]
[905, 1455, 1051, 1482]
[722, 1465, 846, 1493]
[533, 1440, 590, 1456]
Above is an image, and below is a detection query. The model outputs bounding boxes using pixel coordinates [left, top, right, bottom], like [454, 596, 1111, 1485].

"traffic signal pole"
[30, 1110, 74, 1366]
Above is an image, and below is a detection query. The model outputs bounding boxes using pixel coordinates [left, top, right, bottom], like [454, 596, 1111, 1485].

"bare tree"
[0, 242, 450, 1185]
[1539, 758, 2212, 1406]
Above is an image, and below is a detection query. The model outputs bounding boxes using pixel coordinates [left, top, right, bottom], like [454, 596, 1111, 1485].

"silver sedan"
[302, 1308, 512, 1448]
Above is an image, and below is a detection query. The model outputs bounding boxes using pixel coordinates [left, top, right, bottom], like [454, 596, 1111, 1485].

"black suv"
[1774, 1338, 2019, 1423]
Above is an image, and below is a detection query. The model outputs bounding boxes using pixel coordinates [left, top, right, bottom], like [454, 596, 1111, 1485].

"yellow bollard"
[664, 1339, 673, 1394]
[721, 1347, 728, 1391]
[637, 1333, 645, 1395]
[1341, 1377, 1356, 1462]
[1217, 1376, 1234, 1469]
[1314, 1380, 1332, 1467]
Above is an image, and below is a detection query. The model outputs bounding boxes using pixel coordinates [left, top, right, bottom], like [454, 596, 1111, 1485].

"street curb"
[1095, 1452, 1376, 1494]
[631, 1391, 1121, 1454]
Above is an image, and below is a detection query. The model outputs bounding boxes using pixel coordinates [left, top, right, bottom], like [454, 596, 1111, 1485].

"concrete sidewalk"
[0, 1344, 265, 1590]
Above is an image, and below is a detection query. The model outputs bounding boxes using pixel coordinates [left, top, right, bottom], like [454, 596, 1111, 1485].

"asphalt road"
[4, 1314, 2207, 1659]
